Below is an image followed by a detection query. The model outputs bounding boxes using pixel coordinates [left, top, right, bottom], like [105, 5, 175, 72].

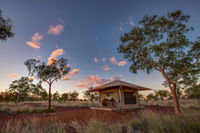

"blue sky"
[0, 0, 200, 98]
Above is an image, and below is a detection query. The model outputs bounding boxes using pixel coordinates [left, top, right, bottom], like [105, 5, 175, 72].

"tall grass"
[1, 109, 200, 133]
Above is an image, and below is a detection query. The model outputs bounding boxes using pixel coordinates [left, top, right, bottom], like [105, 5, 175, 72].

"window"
[124, 92, 137, 104]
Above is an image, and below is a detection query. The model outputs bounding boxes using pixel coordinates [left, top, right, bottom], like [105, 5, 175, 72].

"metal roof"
[87, 80, 152, 92]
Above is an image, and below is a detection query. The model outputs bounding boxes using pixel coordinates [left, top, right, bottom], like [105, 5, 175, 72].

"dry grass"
[1, 109, 200, 133]
[0, 101, 97, 114]
[0, 99, 200, 133]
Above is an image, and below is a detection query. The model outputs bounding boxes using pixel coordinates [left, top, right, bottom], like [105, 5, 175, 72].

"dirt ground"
[0, 105, 174, 126]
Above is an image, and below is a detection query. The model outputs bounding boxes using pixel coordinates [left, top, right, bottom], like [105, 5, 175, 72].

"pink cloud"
[62, 76, 71, 80]
[62, 68, 80, 80]
[110, 56, 118, 64]
[68, 68, 80, 76]
[93, 57, 100, 63]
[32, 33, 43, 42]
[48, 48, 64, 65]
[26, 41, 40, 49]
[75, 81, 85, 88]
[48, 24, 64, 35]
[118, 61, 127, 66]
[102, 65, 111, 71]
[75, 74, 123, 88]
[8, 73, 18, 78]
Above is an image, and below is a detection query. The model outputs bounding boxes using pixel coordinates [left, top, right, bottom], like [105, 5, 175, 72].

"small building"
[87, 80, 151, 111]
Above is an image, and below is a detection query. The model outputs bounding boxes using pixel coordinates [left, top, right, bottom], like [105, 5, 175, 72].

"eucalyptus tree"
[0, 10, 14, 41]
[8, 77, 35, 102]
[118, 10, 200, 114]
[25, 57, 70, 109]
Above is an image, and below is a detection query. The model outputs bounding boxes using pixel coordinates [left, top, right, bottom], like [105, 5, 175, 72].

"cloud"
[62, 76, 71, 80]
[26, 41, 40, 49]
[32, 33, 43, 42]
[110, 56, 127, 66]
[129, 17, 135, 26]
[68, 68, 80, 76]
[119, 26, 124, 31]
[110, 56, 118, 65]
[75, 74, 123, 88]
[118, 61, 127, 66]
[62, 68, 80, 80]
[102, 65, 111, 71]
[75, 81, 85, 88]
[48, 48, 64, 65]
[102, 58, 106, 62]
[8, 73, 18, 78]
[48, 24, 64, 35]
[93, 57, 100, 63]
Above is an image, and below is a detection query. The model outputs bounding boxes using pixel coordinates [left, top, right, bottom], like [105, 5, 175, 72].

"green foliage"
[69, 91, 79, 101]
[185, 84, 200, 99]
[24, 57, 70, 109]
[118, 10, 200, 113]
[7, 77, 47, 102]
[52, 91, 60, 101]
[60, 93, 70, 102]
[146, 90, 171, 100]
[24, 58, 70, 84]
[146, 93, 155, 100]
[0, 10, 14, 41]
[118, 10, 199, 85]
[83, 88, 99, 102]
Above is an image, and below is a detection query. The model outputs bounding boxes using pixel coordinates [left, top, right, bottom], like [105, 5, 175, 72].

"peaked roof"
[87, 80, 151, 92]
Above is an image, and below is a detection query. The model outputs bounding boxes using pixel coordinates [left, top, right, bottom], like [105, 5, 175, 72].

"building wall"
[99, 89, 120, 107]
[99, 87, 140, 109]
[120, 88, 139, 109]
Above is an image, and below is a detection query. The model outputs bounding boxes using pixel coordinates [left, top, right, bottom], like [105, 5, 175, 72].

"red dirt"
[0, 105, 174, 126]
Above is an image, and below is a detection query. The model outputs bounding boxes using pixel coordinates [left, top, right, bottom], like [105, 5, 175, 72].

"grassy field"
[0, 99, 200, 133]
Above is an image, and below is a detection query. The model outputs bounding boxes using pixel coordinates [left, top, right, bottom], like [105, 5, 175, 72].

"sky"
[0, 0, 200, 98]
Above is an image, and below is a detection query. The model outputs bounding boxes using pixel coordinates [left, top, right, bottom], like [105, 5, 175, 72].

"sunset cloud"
[68, 68, 80, 76]
[75, 74, 123, 88]
[102, 65, 111, 71]
[75, 81, 85, 88]
[32, 32, 43, 42]
[48, 24, 64, 35]
[26, 41, 40, 49]
[118, 61, 127, 66]
[8, 73, 18, 78]
[110, 56, 118, 65]
[48, 48, 64, 65]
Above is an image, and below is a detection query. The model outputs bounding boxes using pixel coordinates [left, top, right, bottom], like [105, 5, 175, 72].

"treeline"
[0, 77, 80, 102]
[141, 87, 200, 101]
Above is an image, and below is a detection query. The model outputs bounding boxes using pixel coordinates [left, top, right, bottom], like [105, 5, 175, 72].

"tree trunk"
[158, 67, 182, 114]
[48, 84, 52, 110]
[171, 83, 181, 114]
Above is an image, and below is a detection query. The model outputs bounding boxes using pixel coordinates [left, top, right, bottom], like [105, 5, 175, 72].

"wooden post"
[137, 89, 139, 108]
[118, 86, 123, 108]
[99, 92, 102, 107]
